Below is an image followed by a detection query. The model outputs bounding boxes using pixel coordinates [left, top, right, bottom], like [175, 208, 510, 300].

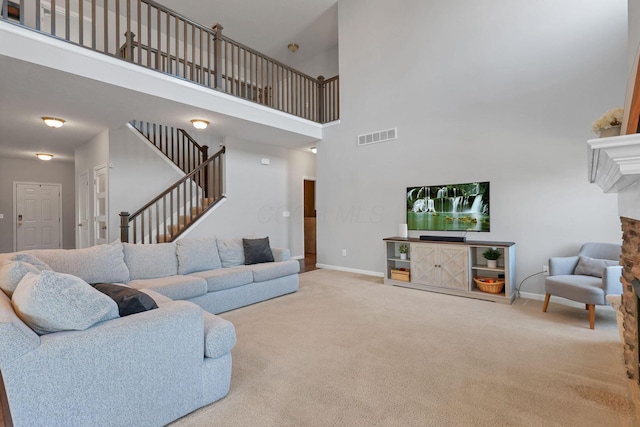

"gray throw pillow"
[243, 237, 274, 265]
[0, 261, 42, 297]
[216, 238, 245, 268]
[12, 271, 119, 335]
[574, 256, 619, 278]
[92, 283, 158, 317]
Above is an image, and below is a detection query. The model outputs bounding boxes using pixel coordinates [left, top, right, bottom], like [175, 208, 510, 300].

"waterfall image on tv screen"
[406, 182, 490, 232]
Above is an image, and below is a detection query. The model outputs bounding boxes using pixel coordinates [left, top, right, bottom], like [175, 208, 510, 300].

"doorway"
[77, 170, 90, 248]
[302, 178, 316, 272]
[94, 164, 108, 245]
[14, 182, 62, 251]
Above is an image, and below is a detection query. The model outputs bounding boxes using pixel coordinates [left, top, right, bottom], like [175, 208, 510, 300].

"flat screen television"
[406, 181, 490, 232]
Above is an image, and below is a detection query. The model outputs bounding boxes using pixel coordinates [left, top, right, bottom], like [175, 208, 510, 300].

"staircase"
[130, 121, 209, 175]
[120, 123, 225, 243]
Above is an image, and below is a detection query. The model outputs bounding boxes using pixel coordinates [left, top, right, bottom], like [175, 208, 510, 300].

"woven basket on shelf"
[473, 277, 505, 294]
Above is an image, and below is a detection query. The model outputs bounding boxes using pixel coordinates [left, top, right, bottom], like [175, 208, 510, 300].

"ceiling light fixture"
[310, 147, 317, 154]
[191, 119, 209, 130]
[41, 117, 65, 128]
[36, 153, 54, 161]
[288, 43, 299, 53]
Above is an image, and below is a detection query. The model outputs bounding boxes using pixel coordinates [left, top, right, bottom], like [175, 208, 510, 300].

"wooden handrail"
[121, 145, 225, 243]
[130, 121, 209, 177]
[0, 0, 339, 123]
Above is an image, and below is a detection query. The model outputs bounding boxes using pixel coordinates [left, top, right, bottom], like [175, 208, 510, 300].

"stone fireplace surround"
[588, 133, 640, 394]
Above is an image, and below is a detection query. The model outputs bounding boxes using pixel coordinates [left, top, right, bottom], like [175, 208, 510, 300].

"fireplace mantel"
[587, 133, 640, 193]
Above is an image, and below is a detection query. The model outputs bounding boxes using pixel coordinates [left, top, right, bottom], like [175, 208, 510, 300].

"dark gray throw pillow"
[92, 283, 158, 317]
[243, 237, 274, 265]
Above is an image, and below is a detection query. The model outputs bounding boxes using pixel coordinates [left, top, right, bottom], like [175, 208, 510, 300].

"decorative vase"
[599, 125, 621, 138]
[400, 253, 407, 260]
[487, 259, 497, 269]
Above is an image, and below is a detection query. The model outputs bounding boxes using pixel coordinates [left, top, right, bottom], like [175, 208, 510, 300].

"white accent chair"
[542, 242, 622, 329]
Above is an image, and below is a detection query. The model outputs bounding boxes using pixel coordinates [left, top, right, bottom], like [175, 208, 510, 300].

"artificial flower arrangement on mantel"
[591, 107, 623, 138]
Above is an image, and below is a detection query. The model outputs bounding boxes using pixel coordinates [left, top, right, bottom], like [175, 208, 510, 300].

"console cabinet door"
[410, 243, 469, 290]
[411, 244, 438, 285]
[439, 245, 469, 290]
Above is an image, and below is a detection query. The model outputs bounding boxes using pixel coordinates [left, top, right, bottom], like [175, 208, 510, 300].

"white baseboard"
[519, 291, 545, 301]
[315, 264, 384, 278]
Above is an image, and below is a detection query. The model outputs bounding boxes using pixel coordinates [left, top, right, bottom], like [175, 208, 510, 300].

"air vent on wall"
[357, 128, 397, 147]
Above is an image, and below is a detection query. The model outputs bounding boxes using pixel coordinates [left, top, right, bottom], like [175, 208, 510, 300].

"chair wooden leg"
[588, 304, 595, 329]
[543, 293, 550, 312]
[585, 304, 589, 310]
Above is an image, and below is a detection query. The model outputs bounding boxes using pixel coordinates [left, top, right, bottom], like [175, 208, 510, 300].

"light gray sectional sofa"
[0, 236, 299, 427]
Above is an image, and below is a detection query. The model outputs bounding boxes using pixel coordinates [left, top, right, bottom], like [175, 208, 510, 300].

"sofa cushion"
[216, 238, 245, 268]
[249, 260, 300, 283]
[11, 253, 52, 271]
[189, 267, 254, 292]
[203, 312, 236, 359]
[574, 256, 619, 278]
[243, 237, 274, 265]
[92, 283, 159, 317]
[123, 242, 178, 280]
[176, 237, 222, 274]
[0, 261, 43, 297]
[127, 275, 207, 301]
[25, 242, 130, 284]
[11, 271, 119, 335]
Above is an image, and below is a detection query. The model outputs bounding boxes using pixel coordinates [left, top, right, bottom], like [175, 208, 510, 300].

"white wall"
[290, 45, 339, 79]
[317, 0, 626, 294]
[188, 137, 314, 251]
[107, 125, 186, 241]
[0, 157, 75, 252]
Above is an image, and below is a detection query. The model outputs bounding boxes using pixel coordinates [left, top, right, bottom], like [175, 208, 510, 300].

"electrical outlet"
[342, 249, 347, 256]
[542, 265, 549, 275]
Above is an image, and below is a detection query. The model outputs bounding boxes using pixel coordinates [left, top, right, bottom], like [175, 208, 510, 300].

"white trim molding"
[587, 133, 640, 193]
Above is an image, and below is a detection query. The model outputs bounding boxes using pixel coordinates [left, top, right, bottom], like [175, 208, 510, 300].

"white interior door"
[94, 164, 108, 245]
[78, 170, 90, 248]
[15, 182, 62, 251]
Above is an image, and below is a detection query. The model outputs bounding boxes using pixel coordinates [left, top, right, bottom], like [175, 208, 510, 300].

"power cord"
[516, 271, 544, 298]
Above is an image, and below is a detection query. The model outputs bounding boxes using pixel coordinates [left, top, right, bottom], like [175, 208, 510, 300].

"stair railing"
[1, 0, 339, 123]
[120, 145, 225, 244]
[130, 120, 208, 176]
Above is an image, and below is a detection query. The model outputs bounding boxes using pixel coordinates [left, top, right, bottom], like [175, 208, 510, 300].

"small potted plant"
[399, 244, 409, 260]
[482, 247, 501, 268]
[591, 107, 623, 138]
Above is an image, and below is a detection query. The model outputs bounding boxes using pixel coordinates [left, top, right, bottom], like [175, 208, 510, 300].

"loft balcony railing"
[1, 0, 339, 123]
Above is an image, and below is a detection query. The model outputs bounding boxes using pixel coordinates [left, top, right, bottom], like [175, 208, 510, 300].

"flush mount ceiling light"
[191, 119, 209, 130]
[41, 117, 65, 128]
[288, 43, 299, 52]
[36, 153, 54, 161]
[310, 147, 317, 154]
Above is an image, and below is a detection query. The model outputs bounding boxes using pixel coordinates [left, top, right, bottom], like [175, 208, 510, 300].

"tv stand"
[383, 237, 516, 304]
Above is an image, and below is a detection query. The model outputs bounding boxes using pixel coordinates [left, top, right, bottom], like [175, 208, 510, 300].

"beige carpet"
[171, 269, 638, 427]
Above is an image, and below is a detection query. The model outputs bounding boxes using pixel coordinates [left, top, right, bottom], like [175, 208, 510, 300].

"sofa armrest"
[272, 248, 290, 262]
[0, 292, 40, 365]
[203, 312, 236, 359]
[548, 256, 579, 276]
[602, 265, 623, 294]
